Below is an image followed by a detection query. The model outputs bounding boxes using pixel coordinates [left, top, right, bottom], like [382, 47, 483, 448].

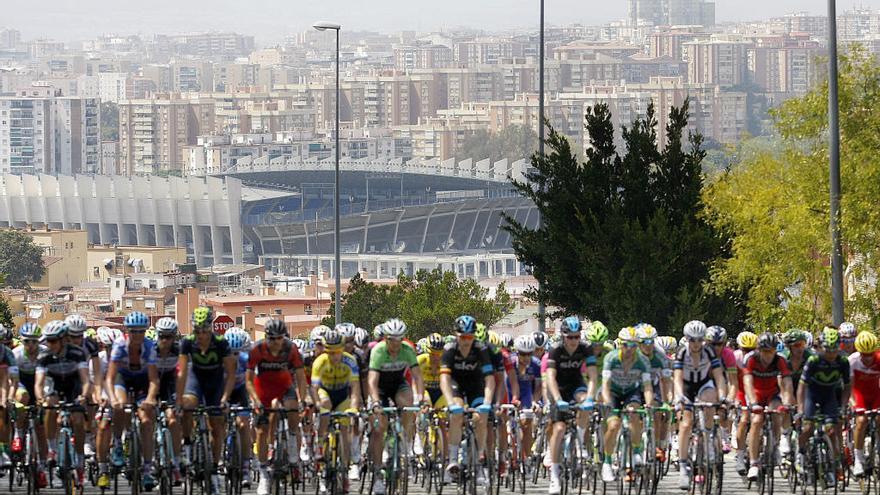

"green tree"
[101, 102, 119, 141]
[0, 294, 13, 328]
[0, 230, 45, 289]
[504, 102, 743, 335]
[323, 269, 513, 341]
[456, 125, 539, 162]
[705, 48, 880, 331]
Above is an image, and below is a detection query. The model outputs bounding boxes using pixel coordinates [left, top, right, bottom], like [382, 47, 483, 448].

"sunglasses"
[842, 338, 856, 343]
[623, 342, 638, 349]
[564, 334, 580, 340]
[46, 337, 62, 343]
[458, 334, 475, 340]
[159, 335, 175, 340]
[23, 339, 39, 344]
[269, 335, 285, 341]
[687, 337, 704, 343]
[518, 352, 534, 357]
[129, 329, 146, 334]
[641, 339, 654, 345]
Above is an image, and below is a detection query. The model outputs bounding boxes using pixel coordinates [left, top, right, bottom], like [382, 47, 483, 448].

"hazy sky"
[5, 0, 880, 42]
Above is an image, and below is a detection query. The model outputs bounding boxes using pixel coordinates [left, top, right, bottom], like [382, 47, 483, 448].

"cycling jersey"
[642, 347, 672, 388]
[734, 348, 750, 405]
[312, 352, 358, 390]
[418, 353, 441, 390]
[180, 334, 230, 384]
[0, 343, 12, 369]
[742, 351, 790, 405]
[508, 354, 541, 408]
[850, 351, 880, 410]
[78, 337, 100, 359]
[12, 344, 45, 399]
[36, 344, 88, 401]
[155, 342, 179, 379]
[110, 338, 158, 379]
[801, 354, 849, 391]
[780, 347, 814, 386]
[602, 349, 652, 397]
[368, 340, 419, 396]
[440, 340, 493, 407]
[546, 342, 597, 386]
[248, 339, 304, 404]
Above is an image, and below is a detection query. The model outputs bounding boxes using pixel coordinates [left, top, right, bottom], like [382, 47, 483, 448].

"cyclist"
[636, 323, 672, 461]
[177, 306, 238, 494]
[706, 325, 738, 453]
[601, 327, 654, 483]
[532, 331, 548, 360]
[674, 320, 728, 490]
[778, 329, 813, 457]
[415, 333, 446, 459]
[94, 326, 121, 489]
[311, 328, 362, 493]
[9, 322, 49, 488]
[105, 311, 160, 490]
[656, 336, 679, 360]
[347, 325, 370, 479]
[152, 317, 183, 485]
[0, 325, 14, 467]
[34, 320, 92, 487]
[733, 330, 758, 474]
[366, 317, 424, 495]
[511, 334, 541, 467]
[797, 327, 851, 484]
[225, 327, 254, 489]
[440, 315, 495, 486]
[482, 327, 518, 478]
[743, 332, 794, 482]
[839, 322, 857, 355]
[850, 331, 880, 477]
[246, 318, 311, 495]
[63, 314, 102, 460]
[544, 316, 598, 494]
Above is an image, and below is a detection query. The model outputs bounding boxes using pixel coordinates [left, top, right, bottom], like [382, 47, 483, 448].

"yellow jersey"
[311, 351, 359, 391]
[418, 353, 442, 390]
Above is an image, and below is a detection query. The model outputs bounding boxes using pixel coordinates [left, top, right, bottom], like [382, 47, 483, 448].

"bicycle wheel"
[59, 431, 76, 495]
[129, 422, 142, 495]
[225, 429, 242, 495]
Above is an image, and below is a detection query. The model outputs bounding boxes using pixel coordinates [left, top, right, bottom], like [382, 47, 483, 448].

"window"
[93, 267, 100, 277]
[115, 280, 121, 288]
[144, 299, 156, 309]
[304, 304, 313, 315]
[149, 280, 158, 290]
[125, 299, 133, 309]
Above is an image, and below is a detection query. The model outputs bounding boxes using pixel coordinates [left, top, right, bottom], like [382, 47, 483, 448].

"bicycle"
[43, 402, 83, 495]
[317, 410, 357, 495]
[748, 406, 786, 495]
[9, 403, 42, 495]
[554, 402, 589, 495]
[855, 409, 880, 495]
[372, 406, 421, 495]
[499, 404, 527, 495]
[418, 408, 447, 495]
[604, 405, 648, 495]
[121, 401, 144, 495]
[686, 402, 724, 495]
[800, 411, 839, 495]
[450, 408, 482, 495]
[223, 406, 252, 495]
[261, 406, 300, 495]
[154, 401, 178, 495]
[183, 405, 222, 495]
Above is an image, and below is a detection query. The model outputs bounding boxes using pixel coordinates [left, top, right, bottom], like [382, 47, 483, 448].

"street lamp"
[537, 0, 546, 334]
[313, 21, 343, 324]
[827, 1, 844, 325]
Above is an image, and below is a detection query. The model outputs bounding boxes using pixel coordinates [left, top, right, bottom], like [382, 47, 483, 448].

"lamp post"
[827, 2, 844, 325]
[313, 21, 343, 324]
[537, 0, 546, 334]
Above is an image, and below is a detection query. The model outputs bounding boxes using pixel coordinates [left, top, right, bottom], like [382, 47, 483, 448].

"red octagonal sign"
[212, 314, 235, 335]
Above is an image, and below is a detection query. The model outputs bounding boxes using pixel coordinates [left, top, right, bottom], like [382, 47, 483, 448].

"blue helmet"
[124, 311, 150, 329]
[224, 328, 251, 351]
[560, 316, 581, 335]
[455, 315, 477, 335]
[19, 322, 41, 340]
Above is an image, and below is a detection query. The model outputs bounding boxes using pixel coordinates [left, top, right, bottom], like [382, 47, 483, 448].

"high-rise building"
[668, 0, 715, 27]
[0, 28, 21, 49]
[685, 40, 750, 87]
[0, 86, 100, 174]
[629, 0, 666, 27]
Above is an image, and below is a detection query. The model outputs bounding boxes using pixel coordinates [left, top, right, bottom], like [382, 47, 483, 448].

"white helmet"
[310, 325, 331, 342]
[635, 323, 658, 342]
[839, 322, 857, 339]
[383, 318, 407, 338]
[683, 320, 707, 340]
[97, 326, 123, 347]
[335, 323, 356, 339]
[514, 335, 536, 354]
[65, 314, 88, 336]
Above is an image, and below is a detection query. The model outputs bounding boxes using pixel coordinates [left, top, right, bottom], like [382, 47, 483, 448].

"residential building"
[685, 39, 751, 87]
[87, 245, 187, 283]
[19, 228, 88, 290]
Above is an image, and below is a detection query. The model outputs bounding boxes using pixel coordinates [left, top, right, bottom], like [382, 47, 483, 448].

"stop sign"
[212, 314, 235, 335]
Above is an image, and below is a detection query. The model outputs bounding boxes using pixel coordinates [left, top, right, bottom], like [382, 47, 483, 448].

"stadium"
[0, 156, 537, 280]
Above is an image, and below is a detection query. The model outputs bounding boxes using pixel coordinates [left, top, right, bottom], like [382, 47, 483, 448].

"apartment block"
[685, 40, 751, 87]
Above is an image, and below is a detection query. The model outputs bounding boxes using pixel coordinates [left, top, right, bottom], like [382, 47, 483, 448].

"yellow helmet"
[736, 331, 758, 350]
[488, 331, 502, 348]
[855, 331, 879, 354]
[617, 326, 639, 343]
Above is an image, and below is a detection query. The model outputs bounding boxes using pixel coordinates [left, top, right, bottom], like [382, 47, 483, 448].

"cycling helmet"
[336, 323, 356, 339]
[19, 322, 41, 340]
[323, 329, 344, 350]
[427, 333, 445, 352]
[43, 320, 68, 339]
[532, 331, 548, 349]
[264, 318, 288, 338]
[737, 331, 758, 350]
[310, 325, 330, 342]
[501, 333, 514, 350]
[656, 336, 679, 356]
[839, 322, 857, 339]
[354, 327, 369, 347]
[299, 339, 315, 355]
[818, 327, 840, 349]
[383, 318, 407, 339]
[444, 335, 456, 345]
[679, 336, 688, 349]
[145, 327, 157, 342]
[757, 332, 778, 350]
[96, 326, 122, 346]
[292, 338, 305, 349]
[515, 335, 536, 354]
[155, 317, 179, 336]
[65, 314, 88, 336]
[488, 331, 502, 348]
[455, 315, 477, 335]
[618, 326, 639, 343]
[683, 320, 707, 340]
[124, 311, 150, 329]
[706, 325, 727, 344]
[782, 329, 807, 346]
[416, 338, 428, 354]
[560, 316, 581, 335]
[191, 306, 213, 329]
[85, 327, 97, 339]
[635, 323, 659, 342]
[225, 328, 251, 351]
[586, 321, 609, 343]
[373, 324, 385, 340]
[474, 323, 488, 341]
[855, 331, 879, 354]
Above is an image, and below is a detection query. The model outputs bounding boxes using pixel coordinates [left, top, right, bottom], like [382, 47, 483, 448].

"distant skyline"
[4, 0, 880, 42]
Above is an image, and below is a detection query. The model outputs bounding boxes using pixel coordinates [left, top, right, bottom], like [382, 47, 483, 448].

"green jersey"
[601, 349, 652, 396]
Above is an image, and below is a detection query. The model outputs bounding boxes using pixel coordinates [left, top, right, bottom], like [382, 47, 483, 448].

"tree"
[0, 294, 13, 328]
[101, 102, 119, 141]
[704, 48, 880, 330]
[456, 125, 539, 162]
[324, 269, 513, 341]
[0, 230, 45, 289]
[503, 102, 744, 336]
